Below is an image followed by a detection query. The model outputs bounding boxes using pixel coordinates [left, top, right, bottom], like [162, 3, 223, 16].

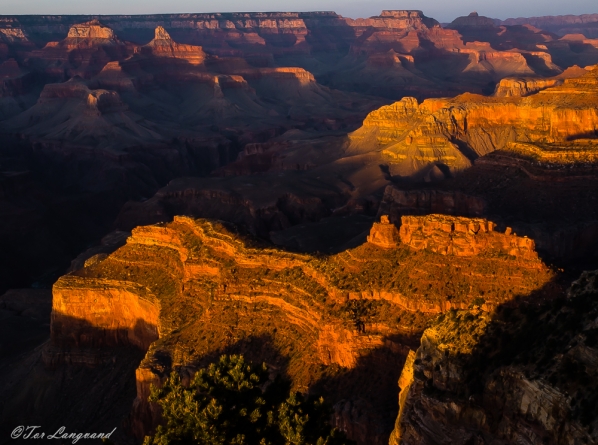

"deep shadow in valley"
[0, 314, 146, 445]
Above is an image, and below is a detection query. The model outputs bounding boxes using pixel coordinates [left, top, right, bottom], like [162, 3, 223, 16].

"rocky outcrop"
[50, 276, 160, 352]
[66, 20, 117, 41]
[449, 12, 498, 29]
[4, 78, 165, 148]
[367, 215, 401, 248]
[0, 27, 31, 44]
[348, 67, 598, 181]
[388, 349, 416, 445]
[494, 77, 562, 97]
[30, 20, 134, 79]
[399, 214, 538, 260]
[141, 26, 206, 65]
[350, 10, 439, 32]
[391, 270, 598, 445]
[348, 97, 472, 180]
[47, 216, 553, 444]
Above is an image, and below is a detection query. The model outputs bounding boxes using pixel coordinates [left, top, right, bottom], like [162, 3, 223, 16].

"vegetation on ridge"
[143, 354, 354, 445]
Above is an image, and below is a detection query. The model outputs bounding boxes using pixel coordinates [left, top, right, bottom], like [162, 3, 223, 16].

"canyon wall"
[399, 214, 537, 260]
[46, 215, 555, 444]
[391, 270, 598, 445]
[353, 65, 598, 155]
[501, 14, 598, 38]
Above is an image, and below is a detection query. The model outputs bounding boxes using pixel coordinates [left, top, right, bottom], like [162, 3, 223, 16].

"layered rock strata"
[399, 214, 537, 260]
[367, 215, 401, 248]
[2, 10, 595, 102]
[31, 20, 134, 79]
[140, 26, 206, 64]
[48, 216, 553, 444]
[391, 270, 598, 445]
[378, 186, 487, 221]
[348, 66, 598, 180]
[501, 14, 598, 38]
[494, 77, 563, 97]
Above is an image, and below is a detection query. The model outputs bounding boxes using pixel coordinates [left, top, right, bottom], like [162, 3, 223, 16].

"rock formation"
[108, 65, 598, 270]
[501, 14, 598, 39]
[0, 12, 598, 443]
[391, 269, 598, 444]
[348, 66, 598, 180]
[46, 215, 553, 444]
[66, 20, 118, 41]
[494, 77, 563, 96]
[26, 20, 134, 80]
[141, 26, 206, 65]
[399, 214, 537, 260]
[0, 11, 594, 102]
[367, 215, 401, 248]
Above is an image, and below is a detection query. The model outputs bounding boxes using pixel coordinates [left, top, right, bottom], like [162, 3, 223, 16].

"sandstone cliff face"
[348, 67, 598, 181]
[391, 270, 598, 445]
[399, 214, 537, 260]
[31, 20, 134, 79]
[51, 277, 160, 351]
[66, 20, 117, 40]
[0, 27, 31, 44]
[367, 215, 401, 248]
[141, 26, 206, 65]
[494, 77, 563, 97]
[47, 216, 554, 444]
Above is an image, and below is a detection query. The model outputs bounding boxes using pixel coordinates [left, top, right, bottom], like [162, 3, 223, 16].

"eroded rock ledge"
[391, 270, 598, 445]
[46, 215, 555, 444]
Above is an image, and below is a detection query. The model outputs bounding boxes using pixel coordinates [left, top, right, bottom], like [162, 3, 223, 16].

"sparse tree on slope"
[144, 354, 354, 445]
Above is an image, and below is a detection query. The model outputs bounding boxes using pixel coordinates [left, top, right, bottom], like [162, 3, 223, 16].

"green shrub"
[144, 354, 354, 445]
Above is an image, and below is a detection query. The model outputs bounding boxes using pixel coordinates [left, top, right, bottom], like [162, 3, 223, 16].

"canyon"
[0, 13, 596, 239]
[115, 65, 598, 264]
[0, 9, 597, 445]
[43, 215, 554, 444]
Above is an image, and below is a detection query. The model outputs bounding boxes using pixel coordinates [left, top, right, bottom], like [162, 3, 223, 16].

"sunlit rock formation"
[141, 26, 206, 65]
[348, 66, 598, 180]
[45, 215, 554, 444]
[66, 20, 118, 41]
[367, 215, 401, 248]
[494, 77, 563, 97]
[399, 215, 537, 260]
[31, 20, 134, 79]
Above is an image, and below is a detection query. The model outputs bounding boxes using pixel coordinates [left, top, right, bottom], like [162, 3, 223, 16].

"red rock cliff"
[47, 216, 553, 444]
